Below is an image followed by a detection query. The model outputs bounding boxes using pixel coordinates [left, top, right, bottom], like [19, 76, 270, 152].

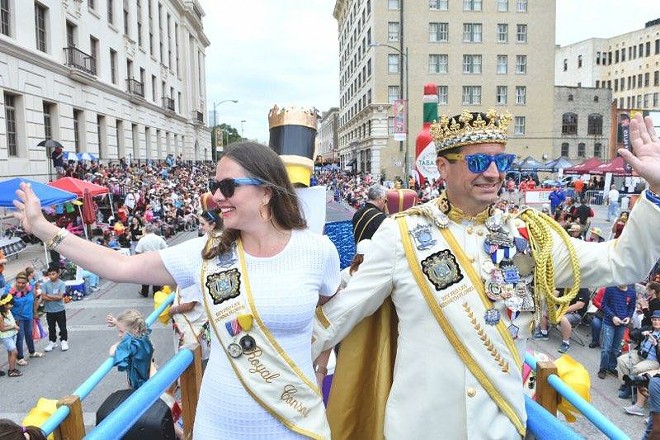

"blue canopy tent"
[0, 177, 77, 263]
[0, 177, 77, 208]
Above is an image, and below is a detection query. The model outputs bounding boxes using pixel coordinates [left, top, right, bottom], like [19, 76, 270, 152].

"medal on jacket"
[237, 314, 257, 353]
[224, 318, 244, 358]
[409, 224, 437, 250]
[484, 308, 501, 325]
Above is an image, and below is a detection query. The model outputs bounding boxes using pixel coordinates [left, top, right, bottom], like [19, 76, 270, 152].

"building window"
[429, 0, 448, 10]
[515, 86, 526, 104]
[562, 112, 578, 135]
[88, 0, 95, 9]
[388, 54, 400, 73]
[496, 86, 507, 105]
[123, 0, 129, 35]
[462, 86, 481, 105]
[514, 116, 525, 135]
[73, 109, 82, 153]
[110, 49, 117, 84]
[497, 23, 508, 43]
[463, 23, 482, 43]
[497, 55, 507, 74]
[587, 113, 603, 135]
[43, 102, 52, 140]
[463, 54, 482, 74]
[89, 36, 98, 74]
[645, 72, 650, 87]
[561, 142, 569, 157]
[594, 143, 602, 158]
[577, 142, 585, 157]
[388, 86, 400, 104]
[463, 0, 482, 11]
[497, 0, 508, 12]
[577, 55, 582, 68]
[563, 58, 567, 71]
[388, 22, 399, 42]
[429, 54, 448, 73]
[438, 85, 448, 105]
[1, 0, 10, 36]
[35, 2, 47, 52]
[516, 55, 527, 74]
[429, 22, 448, 42]
[107, 0, 113, 25]
[654, 92, 659, 107]
[594, 95, 599, 102]
[517, 0, 527, 12]
[568, 94, 573, 101]
[4, 93, 17, 156]
[388, 0, 399, 9]
[516, 24, 527, 43]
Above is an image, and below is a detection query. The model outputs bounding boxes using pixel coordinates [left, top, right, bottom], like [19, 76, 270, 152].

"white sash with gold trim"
[201, 240, 330, 440]
[396, 215, 527, 436]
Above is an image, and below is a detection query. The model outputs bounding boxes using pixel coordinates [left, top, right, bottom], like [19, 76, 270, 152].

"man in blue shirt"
[548, 185, 566, 216]
[598, 284, 636, 379]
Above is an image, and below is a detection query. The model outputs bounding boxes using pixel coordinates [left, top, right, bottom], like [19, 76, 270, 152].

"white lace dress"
[159, 229, 340, 439]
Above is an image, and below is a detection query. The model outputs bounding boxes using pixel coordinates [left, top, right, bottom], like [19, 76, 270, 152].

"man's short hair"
[144, 223, 156, 234]
[367, 184, 387, 202]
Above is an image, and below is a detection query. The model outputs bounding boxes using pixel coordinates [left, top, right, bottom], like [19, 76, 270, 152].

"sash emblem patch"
[205, 269, 241, 305]
[421, 249, 463, 291]
[409, 224, 437, 250]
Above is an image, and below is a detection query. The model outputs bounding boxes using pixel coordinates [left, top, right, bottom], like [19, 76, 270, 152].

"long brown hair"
[203, 142, 306, 260]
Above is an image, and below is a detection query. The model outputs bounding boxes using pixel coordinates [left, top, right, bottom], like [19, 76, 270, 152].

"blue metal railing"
[86, 348, 193, 439]
[40, 292, 176, 435]
[524, 353, 630, 440]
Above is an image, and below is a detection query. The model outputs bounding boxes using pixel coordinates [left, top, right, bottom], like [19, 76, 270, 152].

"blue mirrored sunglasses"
[209, 177, 263, 198]
[444, 153, 516, 174]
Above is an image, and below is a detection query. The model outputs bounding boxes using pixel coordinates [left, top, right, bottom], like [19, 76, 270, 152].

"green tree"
[211, 123, 241, 160]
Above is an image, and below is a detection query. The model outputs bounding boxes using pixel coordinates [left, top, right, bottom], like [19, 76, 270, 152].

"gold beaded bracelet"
[45, 228, 70, 251]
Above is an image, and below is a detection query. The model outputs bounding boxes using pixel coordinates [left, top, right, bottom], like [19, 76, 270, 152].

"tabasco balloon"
[415, 83, 441, 186]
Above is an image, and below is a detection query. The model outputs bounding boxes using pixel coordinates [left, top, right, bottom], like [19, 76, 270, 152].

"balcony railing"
[162, 97, 175, 111]
[63, 46, 97, 76]
[195, 111, 204, 123]
[126, 78, 144, 97]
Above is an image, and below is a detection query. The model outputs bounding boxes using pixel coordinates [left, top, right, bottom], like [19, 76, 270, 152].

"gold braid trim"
[519, 209, 581, 325]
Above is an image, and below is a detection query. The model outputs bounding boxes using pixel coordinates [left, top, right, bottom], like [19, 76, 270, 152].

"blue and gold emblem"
[421, 249, 463, 291]
[410, 224, 437, 250]
[205, 269, 241, 305]
[216, 245, 238, 268]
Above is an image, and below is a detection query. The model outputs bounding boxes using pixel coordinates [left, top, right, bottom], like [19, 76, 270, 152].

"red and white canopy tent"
[588, 156, 632, 176]
[48, 177, 113, 239]
[563, 157, 603, 175]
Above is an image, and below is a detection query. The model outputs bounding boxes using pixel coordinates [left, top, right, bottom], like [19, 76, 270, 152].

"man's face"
[436, 142, 506, 214]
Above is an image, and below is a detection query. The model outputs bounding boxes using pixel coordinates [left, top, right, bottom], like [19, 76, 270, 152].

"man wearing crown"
[312, 110, 660, 439]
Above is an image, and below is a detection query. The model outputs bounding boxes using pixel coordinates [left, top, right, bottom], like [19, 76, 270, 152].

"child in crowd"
[0, 418, 46, 440]
[42, 265, 68, 352]
[0, 293, 21, 377]
[107, 309, 154, 390]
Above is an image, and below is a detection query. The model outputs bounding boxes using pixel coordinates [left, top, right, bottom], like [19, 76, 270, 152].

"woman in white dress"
[13, 142, 341, 439]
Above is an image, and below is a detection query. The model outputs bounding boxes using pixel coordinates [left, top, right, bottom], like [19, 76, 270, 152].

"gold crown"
[430, 109, 512, 153]
[268, 105, 318, 130]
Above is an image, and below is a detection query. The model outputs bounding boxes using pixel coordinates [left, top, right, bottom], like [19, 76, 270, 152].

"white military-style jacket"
[313, 192, 660, 439]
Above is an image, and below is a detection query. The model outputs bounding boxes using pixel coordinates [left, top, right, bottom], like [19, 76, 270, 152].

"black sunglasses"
[209, 177, 264, 198]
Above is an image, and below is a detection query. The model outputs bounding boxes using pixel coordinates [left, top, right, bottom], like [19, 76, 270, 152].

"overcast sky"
[198, 0, 660, 142]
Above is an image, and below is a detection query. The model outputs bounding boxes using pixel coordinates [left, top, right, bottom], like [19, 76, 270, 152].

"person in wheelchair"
[533, 287, 591, 353]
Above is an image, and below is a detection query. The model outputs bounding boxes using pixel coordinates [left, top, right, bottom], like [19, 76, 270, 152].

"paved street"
[0, 198, 647, 438]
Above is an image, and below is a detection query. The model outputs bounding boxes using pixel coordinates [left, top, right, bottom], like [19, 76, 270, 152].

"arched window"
[578, 55, 583, 68]
[562, 112, 578, 135]
[561, 142, 569, 157]
[587, 113, 603, 135]
[563, 58, 567, 71]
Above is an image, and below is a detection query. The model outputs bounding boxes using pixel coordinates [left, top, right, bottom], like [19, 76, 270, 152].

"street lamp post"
[371, 43, 409, 186]
[212, 99, 238, 160]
